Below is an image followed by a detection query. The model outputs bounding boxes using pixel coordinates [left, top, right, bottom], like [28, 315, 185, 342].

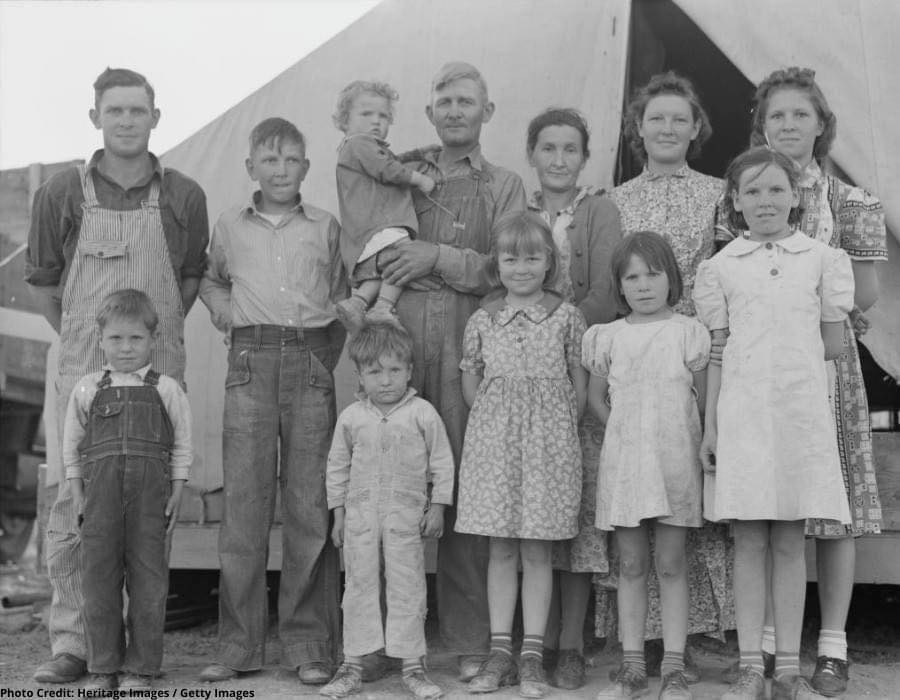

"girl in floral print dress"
[455, 211, 587, 699]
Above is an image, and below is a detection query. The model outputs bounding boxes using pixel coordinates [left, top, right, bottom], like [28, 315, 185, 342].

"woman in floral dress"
[525, 108, 623, 689]
[598, 72, 735, 679]
[717, 66, 887, 697]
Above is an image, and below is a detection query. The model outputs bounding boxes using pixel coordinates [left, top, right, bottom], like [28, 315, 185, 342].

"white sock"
[761, 626, 776, 655]
[817, 629, 847, 660]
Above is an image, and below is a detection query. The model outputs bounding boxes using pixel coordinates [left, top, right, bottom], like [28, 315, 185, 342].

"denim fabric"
[79, 378, 173, 675]
[217, 325, 342, 671]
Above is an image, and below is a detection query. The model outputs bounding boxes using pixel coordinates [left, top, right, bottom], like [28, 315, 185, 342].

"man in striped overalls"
[25, 67, 209, 684]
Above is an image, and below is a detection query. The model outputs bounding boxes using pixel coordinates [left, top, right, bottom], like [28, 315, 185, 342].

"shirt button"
[765, 242, 773, 250]
[770, 269, 778, 276]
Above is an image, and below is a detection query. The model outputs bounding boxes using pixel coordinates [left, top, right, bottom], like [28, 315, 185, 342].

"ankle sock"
[622, 649, 646, 675]
[373, 295, 395, 311]
[739, 651, 764, 675]
[402, 658, 424, 677]
[761, 626, 776, 655]
[344, 656, 363, 674]
[774, 651, 800, 680]
[520, 635, 543, 661]
[490, 632, 513, 658]
[660, 650, 684, 677]
[818, 629, 847, 661]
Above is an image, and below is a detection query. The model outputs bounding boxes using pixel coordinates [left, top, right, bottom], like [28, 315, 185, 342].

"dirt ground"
[2, 579, 900, 700]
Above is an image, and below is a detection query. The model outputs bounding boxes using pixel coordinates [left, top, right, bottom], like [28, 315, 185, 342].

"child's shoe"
[722, 651, 775, 684]
[365, 303, 403, 329]
[118, 673, 153, 691]
[810, 656, 848, 697]
[402, 669, 443, 699]
[551, 648, 585, 689]
[84, 673, 118, 690]
[771, 675, 824, 700]
[658, 670, 691, 700]
[720, 666, 766, 700]
[596, 661, 648, 698]
[518, 656, 549, 698]
[468, 652, 518, 693]
[335, 296, 368, 335]
[319, 664, 362, 698]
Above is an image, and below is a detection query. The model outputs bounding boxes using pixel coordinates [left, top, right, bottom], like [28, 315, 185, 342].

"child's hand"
[417, 174, 437, 195]
[69, 478, 85, 527]
[420, 503, 445, 538]
[166, 480, 186, 533]
[709, 329, 729, 365]
[331, 507, 346, 548]
[699, 428, 717, 474]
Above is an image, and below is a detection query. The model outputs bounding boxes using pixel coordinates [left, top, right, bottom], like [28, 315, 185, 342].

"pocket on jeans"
[225, 349, 251, 388]
[308, 348, 335, 390]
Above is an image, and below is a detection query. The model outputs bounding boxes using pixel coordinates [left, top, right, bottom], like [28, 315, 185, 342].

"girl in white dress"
[694, 147, 853, 700]
[583, 231, 710, 700]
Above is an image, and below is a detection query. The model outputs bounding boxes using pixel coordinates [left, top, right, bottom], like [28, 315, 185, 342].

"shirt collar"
[480, 290, 564, 325]
[102, 363, 153, 379]
[798, 160, 824, 189]
[87, 149, 163, 183]
[356, 387, 419, 416]
[724, 231, 814, 256]
[424, 144, 484, 172]
[527, 185, 596, 215]
[340, 133, 390, 149]
[643, 163, 690, 181]
[246, 191, 322, 220]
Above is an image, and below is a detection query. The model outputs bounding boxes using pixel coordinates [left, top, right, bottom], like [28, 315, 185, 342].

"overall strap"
[78, 164, 100, 208]
[146, 174, 161, 207]
[97, 369, 113, 390]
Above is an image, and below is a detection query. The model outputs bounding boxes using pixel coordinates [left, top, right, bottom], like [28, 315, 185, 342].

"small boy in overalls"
[322, 322, 454, 699]
[63, 289, 192, 691]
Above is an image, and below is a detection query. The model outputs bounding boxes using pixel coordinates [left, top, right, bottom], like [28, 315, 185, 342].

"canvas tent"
[160, 0, 900, 499]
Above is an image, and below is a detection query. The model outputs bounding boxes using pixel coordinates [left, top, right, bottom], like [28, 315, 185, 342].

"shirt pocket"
[79, 239, 127, 260]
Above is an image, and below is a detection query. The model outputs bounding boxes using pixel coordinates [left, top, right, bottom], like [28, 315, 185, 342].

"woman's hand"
[699, 428, 717, 474]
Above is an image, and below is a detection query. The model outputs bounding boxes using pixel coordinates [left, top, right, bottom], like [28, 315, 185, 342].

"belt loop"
[254, 325, 262, 351]
[297, 326, 306, 346]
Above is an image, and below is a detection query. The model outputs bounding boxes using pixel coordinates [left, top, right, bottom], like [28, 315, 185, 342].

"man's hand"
[331, 507, 346, 549]
[420, 503, 445, 538]
[379, 240, 440, 287]
[69, 478, 85, 526]
[166, 480, 185, 533]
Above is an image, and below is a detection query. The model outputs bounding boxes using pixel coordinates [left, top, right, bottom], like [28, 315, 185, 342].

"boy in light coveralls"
[322, 322, 454, 699]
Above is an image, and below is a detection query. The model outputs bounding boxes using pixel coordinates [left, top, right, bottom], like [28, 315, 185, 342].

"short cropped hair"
[749, 66, 837, 163]
[96, 289, 159, 333]
[485, 211, 559, 290]
[722, 146, 802, 231]
[623, 71, 712, 164]
[609, 231, 683, 315]
[249, 117, 306, 155]
[431, 61, 489, 103]
[526, 107, 591, 160]
[333, 80, 399, 132]
[93, 67, 155, 109]
[348, 321, 414, 368]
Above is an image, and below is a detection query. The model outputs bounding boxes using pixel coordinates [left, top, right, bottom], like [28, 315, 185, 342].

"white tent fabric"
[675, 0, 900, 385]
[161, 0, 898, 491]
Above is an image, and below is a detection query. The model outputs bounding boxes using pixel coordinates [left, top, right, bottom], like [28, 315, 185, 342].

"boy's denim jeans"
[217, 325, 342, 671]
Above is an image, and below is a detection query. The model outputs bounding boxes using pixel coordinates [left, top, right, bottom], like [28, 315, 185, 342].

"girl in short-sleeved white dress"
[583, 315, 710, 530]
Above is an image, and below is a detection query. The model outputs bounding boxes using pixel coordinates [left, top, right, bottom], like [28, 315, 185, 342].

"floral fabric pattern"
[611, 165, 721, 316]
[455, 296, 585, 540]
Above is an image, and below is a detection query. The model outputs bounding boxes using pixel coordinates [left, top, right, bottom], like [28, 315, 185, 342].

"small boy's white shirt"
[63, 364, 193, 481]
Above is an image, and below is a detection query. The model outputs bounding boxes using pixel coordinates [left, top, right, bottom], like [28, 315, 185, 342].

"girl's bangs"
[495, 223, 548, 256]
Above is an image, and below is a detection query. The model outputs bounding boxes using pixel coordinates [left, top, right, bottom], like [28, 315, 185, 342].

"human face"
[245, 139, 309, 214]
[620, 254, 671, 321]
[99, 317, 155, 374]
[498, 246, 550, 304]
[89, 86, 160, 159]
[528, 125, 587, 196]
[358, 354, 412, 411]
[345, 92, 391, 140]
[732, 163, 799, 241]
[426, 78, 494, 151]
[763, 88, 824, 167]
[638, 94, 700, 170]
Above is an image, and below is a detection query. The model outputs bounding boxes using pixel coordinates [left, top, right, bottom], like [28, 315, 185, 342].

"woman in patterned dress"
[524, 108, 623, 689]
[717, 66, 887, 697]
[598, 72, 735, 680]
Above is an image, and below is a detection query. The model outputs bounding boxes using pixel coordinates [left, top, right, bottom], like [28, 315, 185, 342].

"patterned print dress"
[455, 293, 586, 540]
